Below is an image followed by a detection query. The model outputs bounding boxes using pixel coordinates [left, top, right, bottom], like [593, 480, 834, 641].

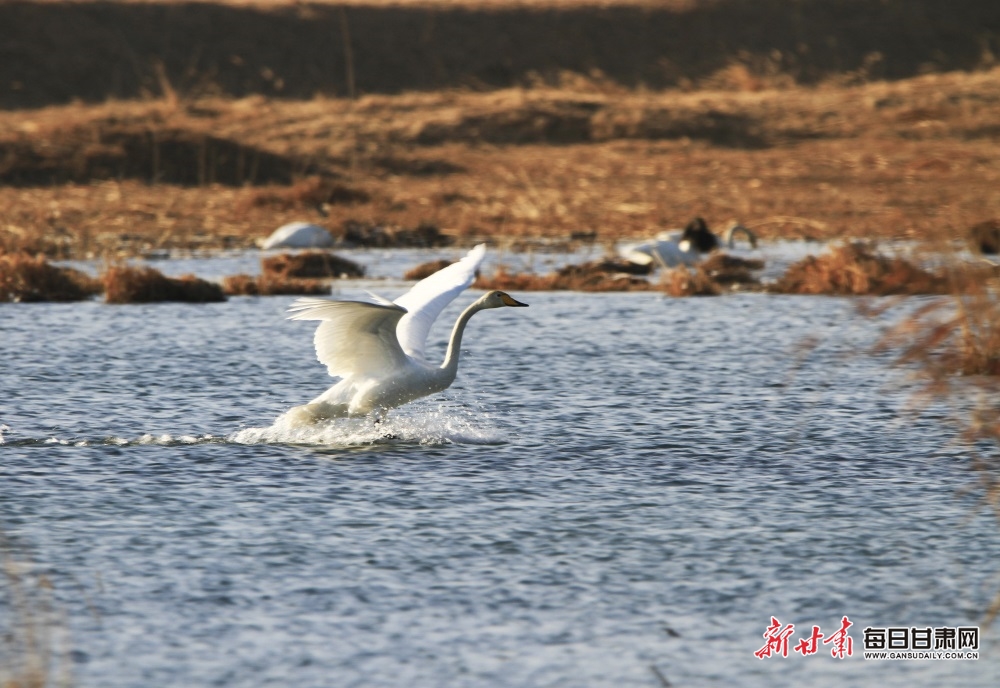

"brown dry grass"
[870, 259, 1000, 623]
[661, 252, 765, 296]
[221, 273, 331, 296]
[2, 64, 1000, 259]
[242, 177, 371, 211]
[0, 253, 101, 302]
[661, 266, 721, 297]
[102, 265, 226, 303]
[770, 242, 950, 296]
[404, 259, 454, 281]
[475, 260, 653, 291]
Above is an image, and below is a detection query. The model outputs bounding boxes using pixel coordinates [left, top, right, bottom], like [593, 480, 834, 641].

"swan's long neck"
[440, 300, 485, 378]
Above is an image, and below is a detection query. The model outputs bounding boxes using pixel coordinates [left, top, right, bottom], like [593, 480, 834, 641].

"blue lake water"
[1, 261, 998, 686]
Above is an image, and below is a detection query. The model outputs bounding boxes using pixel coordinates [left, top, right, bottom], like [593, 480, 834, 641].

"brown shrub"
[103, 266, 225, 303]
[404, 259, 454, 281]
[222, 273, 331, 296]
[771, 242, 949, 296]
[0, 253, 101, 302]
[262, 251, 364, 279]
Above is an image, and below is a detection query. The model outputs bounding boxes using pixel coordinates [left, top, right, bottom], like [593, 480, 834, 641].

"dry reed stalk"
[102, 265, 225, 303]
[0, 253, 101, 302]
[870, 256, 1000, 624]
[0, 537, 68, 688]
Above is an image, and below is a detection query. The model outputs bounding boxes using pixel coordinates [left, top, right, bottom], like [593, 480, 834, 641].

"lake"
[1, 250, 998, 686]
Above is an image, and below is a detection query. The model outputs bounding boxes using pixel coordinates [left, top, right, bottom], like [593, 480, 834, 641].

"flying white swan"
[282, 244, 528, 424]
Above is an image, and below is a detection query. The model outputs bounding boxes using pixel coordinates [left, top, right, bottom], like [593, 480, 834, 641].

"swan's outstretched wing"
[394, 244, 486, 360]
[287, 298, 410, 378]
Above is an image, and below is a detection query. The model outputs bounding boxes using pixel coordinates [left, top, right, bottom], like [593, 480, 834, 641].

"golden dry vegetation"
[102, 265, 226, 302]
[3, 68, 1000, 259]
[1, 0, 999, 259]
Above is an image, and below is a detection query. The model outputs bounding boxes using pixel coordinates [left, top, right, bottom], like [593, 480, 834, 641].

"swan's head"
[479, 290, 529, 309]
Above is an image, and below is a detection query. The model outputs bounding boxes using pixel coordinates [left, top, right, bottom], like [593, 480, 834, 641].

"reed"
[870, 255, 1000, 624]
[102, 265, 225, 304]
[0, 253, 101, 302]
[0, 538, 68, 688]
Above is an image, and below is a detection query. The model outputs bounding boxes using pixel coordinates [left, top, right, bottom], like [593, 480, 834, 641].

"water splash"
[230, 406, 506, 447]
[0, 408, 504, 449]
[1, 433, 220, 448]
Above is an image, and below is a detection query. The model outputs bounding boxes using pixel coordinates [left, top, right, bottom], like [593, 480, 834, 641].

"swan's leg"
[372, 408, 400, 440]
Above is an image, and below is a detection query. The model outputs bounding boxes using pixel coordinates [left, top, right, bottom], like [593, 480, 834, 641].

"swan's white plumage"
[287, 298, 409, 378]
[393, 243, 486, 361]
[283, 243, 524, 423]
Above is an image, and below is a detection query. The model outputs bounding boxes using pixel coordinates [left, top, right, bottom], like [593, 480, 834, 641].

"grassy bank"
[2, 66, 999, 258]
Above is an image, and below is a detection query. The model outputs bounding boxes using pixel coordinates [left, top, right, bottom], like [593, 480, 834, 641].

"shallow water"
[60, 237, 817, 284]
[2, 284, 998, 687]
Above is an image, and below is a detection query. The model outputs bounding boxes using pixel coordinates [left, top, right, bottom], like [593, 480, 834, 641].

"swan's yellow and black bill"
[500, 293, 529, 307]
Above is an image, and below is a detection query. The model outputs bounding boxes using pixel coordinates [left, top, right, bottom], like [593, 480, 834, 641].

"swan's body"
[283, 245, 527, 424]
[621, 218, 757, 268]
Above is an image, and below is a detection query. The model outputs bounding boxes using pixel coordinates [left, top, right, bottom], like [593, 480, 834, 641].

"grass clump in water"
[475, 259, 653, 292]
[771, 242, 948, 296]
[222, 273, 331, 296]
[404, 259, 454, 281]
[0, 252, 101, 302]
[102, 265, 225, 303]
[662, 253, 765, 297]
[262, 251, 364, 279]
[661, 266, 722, 297]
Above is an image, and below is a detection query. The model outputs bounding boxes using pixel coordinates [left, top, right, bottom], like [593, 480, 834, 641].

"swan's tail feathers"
[279, 401, 351, 427]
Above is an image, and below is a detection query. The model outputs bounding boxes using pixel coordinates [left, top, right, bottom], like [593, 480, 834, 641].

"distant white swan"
[621, 217, 757, 268]
[283, 244, 528, 423]
[259, 222, 334, 249]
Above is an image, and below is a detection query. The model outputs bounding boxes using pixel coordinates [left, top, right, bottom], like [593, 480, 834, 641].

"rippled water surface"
[2, 270, 999, 686]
